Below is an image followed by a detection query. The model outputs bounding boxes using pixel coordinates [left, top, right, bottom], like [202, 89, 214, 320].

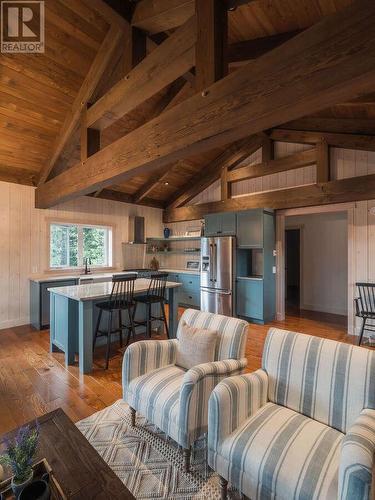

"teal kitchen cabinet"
[237, 209, 269, 248]
[236, 279, 264, 321]
[204, 212, 236, 236]
[30, 278, 78, 330]
[166, 272, 200, 309]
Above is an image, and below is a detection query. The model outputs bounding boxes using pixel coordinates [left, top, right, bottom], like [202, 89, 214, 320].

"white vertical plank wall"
[0, 184, 163, 329]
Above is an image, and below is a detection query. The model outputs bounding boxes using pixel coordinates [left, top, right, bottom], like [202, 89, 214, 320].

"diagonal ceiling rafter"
[35, 0, 375, 209]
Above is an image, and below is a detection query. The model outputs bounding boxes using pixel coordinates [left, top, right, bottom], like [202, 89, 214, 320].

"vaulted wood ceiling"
[3, 0, 375, 210]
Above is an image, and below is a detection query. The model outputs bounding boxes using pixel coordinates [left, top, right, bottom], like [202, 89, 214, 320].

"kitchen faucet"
[84, 257, 91, 275]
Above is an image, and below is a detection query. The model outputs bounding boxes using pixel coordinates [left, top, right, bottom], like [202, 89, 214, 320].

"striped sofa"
[208, 328, 375, 500]
[122, 309, 248, 470]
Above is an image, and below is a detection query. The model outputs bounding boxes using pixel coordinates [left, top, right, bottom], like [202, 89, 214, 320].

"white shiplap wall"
[0, 182, 163, 329]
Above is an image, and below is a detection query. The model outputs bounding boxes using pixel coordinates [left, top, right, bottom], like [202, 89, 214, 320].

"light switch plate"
[272, 266, 276, 274]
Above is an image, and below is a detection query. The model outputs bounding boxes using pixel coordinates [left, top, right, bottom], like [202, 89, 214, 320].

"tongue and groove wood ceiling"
[2, 0, 370, 208]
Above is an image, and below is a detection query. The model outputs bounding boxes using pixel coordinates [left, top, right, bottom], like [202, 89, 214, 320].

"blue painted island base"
[50, 285, 179, 374]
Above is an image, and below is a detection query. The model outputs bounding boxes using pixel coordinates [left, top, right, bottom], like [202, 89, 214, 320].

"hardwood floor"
[0, 309, 368, 436]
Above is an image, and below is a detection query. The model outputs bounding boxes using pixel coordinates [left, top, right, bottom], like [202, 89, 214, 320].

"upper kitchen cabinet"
[204, 212, 236, 236]
[236, 209, 274, 248]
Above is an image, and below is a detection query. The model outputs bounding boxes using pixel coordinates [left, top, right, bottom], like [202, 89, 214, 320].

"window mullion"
[78, 226, 83, 267]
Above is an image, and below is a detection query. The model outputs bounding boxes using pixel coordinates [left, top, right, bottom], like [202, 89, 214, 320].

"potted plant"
[0, 424, 39, 498]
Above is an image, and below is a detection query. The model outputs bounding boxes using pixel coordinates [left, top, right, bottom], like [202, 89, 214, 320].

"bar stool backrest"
[109, 273, 137, 309]
[147, 272, 168, 300]
[356, 282, 375, 315]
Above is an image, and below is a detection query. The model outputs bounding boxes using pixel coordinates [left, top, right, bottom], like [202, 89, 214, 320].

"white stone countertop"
[48, 278, 181, 302]
[30, 268, 200, 282]
[160, 268, 200, 275]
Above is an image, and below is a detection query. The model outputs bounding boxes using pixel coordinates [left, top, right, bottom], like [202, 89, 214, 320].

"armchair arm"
[122, 339, 178, 392]
[178, 358, 247, 448]
[208, 369, 269, 452]
[339, 409, 375, 500]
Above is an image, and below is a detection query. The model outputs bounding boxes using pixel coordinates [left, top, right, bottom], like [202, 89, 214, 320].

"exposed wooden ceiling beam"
[164, 173, 375, 222]
[88, 189, 164, 209]
[167, 134, 265, 209]
[132, 0, 195, 34]
[279, 117, 375, 136]
[270, 129, 375, 151]
[0, 166, 39, 186]
[133, 167, 171, 203]
[86, 16, 196, 131]
[35, 1, 375, 208]
[37, 24, 123, 185]
[227, 0, 257, 8]
[227, 148, 317, 183]
[228, 30, 302, 64]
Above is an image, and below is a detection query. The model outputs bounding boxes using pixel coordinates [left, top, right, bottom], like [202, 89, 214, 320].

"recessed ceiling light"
[164, 182, 169, 186]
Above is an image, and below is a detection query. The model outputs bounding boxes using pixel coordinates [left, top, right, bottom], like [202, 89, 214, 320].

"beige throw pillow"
[176, 321, 217, 370]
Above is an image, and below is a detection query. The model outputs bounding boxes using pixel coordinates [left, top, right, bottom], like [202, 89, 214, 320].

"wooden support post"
[122, 24, 147, 76]
[221, 167, 231, 200]
[316, 138, 330, 183]
[262, 135, 274, 162]
[195, 0, 228, 91]
[80, 107, 100, 163]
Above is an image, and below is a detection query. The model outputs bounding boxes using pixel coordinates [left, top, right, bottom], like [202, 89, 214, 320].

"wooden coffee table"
[0, 408, 134, 499]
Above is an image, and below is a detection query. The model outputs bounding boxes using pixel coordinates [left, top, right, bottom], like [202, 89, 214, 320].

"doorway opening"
[285, 228, 301, 313]
[284, 212, 348, 327]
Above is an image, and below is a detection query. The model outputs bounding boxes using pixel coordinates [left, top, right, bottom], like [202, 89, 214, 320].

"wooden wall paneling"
[195, 0, 228, 91]
[38, 24, 123, 185]
[0, 184, 10, 325]
[35, 0, 375, 209]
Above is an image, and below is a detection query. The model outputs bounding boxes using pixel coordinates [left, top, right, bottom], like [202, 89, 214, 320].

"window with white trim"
[49, 222, 112, 269]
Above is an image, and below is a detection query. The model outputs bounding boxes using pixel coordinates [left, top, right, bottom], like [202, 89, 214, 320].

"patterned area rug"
[77, 400, 231, 499]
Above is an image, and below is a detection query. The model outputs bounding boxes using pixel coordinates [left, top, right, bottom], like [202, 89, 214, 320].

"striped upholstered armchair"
[122, 309, 248, 471]
[208, 328, 375, 500]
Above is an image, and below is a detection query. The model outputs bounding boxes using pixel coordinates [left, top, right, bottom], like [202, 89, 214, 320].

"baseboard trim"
[0, 318, 30, 330]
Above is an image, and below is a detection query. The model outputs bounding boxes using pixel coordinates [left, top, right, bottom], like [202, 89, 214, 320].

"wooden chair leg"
[161, 302, 169, 339]
[118, 310, 123, 348]
[219, 476, 228, 500]
[93, 309, 102, 350]
[105, 312, 112, 370]
[183, 448, 191, 472]
[358, 317, 367, 346]
[129, 407, 136, 427]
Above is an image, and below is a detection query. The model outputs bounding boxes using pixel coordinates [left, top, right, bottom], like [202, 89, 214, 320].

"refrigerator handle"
[214, 243, 217, 282]
[209, 244, 213, 282]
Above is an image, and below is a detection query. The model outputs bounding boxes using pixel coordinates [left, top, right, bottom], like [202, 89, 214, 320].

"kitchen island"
[48, 278, 181, 374]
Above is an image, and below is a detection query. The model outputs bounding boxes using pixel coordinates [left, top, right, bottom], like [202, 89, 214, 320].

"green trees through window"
[50, 223, 111, 268]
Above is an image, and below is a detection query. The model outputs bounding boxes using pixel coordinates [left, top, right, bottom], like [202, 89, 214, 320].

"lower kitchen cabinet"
[30, 279, 78, 330]
[236, 278, 264, 322]
[166, 273, 200, 309]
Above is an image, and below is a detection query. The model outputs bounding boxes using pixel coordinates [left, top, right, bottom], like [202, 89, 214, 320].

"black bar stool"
[133, 272, 169, 339]
[93, 273, 137, 369]
[355, 282, 375, 345]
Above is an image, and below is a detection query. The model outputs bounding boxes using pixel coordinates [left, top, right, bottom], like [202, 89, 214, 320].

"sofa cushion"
[177, 309, 248, 361]
[216, 402, 343, 500]
[176, 321, 217, 370]
[126, 365, 185, 443]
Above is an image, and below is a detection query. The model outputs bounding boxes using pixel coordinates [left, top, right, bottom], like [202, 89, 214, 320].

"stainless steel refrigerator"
[200, 236, 235, 316]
